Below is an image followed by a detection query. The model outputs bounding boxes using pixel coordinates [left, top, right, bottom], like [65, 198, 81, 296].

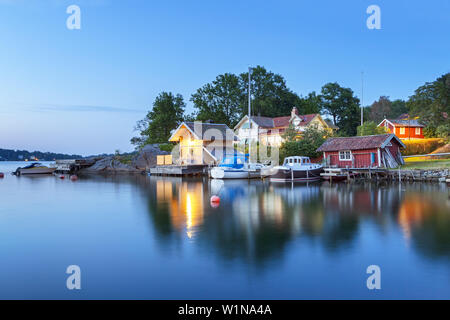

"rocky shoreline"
[80, 144, 169, 174]
[386, 169, 449, 183]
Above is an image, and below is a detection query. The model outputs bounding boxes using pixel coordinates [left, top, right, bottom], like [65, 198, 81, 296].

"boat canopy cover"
[219, 154, 248, 169]
[22, 162, 42, 169]
[283, 156, 311, 165]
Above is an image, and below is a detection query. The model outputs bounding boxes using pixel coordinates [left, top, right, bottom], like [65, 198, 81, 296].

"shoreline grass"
[400, 158, 450, 170]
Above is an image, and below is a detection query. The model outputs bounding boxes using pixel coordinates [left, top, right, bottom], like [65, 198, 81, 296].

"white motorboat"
[13, 162, 56, 176]
[210, 154, 265, 179]
[268, 156, 323, 182]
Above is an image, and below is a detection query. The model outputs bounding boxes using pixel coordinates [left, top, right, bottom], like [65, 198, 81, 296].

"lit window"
[339, 151, 352, 161]
[415, 127, 421, 135]
[399, 127, 405, 134]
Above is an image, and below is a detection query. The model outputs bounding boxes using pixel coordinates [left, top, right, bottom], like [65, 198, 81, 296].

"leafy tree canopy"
[319, 82, 360, 136]
[190, 73, 242, 127]
[407, 73, 450, 136]
[238, 66, 302, 118]
[279, 126, 332, 161]
[369, 96, 391, 123]
[131, 92, 185, 148]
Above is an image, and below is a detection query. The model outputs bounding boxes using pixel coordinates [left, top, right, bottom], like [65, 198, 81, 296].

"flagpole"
[248, 67, 252, 163]
[361, 71, 364, 128]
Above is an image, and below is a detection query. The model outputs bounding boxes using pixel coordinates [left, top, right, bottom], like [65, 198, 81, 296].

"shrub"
[402, 138, 446, 156]
[436, 124, 450, 142]
[280, 126, 330, 161]
[159, 143, 175, 152]
[356, 121, 388, 136]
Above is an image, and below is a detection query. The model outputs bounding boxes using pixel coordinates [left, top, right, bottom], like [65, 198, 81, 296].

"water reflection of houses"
[396, 184, 450, 258]
[78, 175, 450, 267]
[155, 178, 206, 238]
[321, 183, 401, 217]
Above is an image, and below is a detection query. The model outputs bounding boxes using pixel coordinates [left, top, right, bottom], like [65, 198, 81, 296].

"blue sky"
[0, 0, 448, 155]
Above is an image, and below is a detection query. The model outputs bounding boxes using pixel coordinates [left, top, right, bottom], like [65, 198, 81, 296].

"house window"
[339, 151, 352, 161]
[415, 127, 421, 135]
[399, 127, 405, 134]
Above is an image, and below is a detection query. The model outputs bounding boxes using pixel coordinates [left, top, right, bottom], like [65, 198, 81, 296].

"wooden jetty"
[150, 164, 208, 176]
[150, 155, 209, 176]
[320, 166, 449, 184]
[54, 159, 97, 174]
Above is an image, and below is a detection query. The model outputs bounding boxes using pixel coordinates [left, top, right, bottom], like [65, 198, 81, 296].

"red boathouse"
[316, 134, 405, 169]
[378, 118, 425, 139]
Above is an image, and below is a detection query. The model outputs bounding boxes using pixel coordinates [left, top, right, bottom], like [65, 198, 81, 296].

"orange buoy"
[0, 172, 4, 178]
[210, 195, 220, 208]
[70, 175, 78, 181]
[59, 175, 65, 179]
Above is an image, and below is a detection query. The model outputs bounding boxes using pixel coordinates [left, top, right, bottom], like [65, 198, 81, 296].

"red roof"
[272, 116, 290, 127]
[272, 114, 318, 128]
[297, 114, 318, 126]
[317, 134, 405, 152]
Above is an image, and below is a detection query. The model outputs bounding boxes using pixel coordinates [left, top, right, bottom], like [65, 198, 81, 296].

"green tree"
[357, 121, 388, 136]
[298, 91, 321, 114]
[407, 73, 450, 136]
[131, 92, 185, 147]
[390, 99, 408, 119]
[239, 66, 302, 118]
[319, 82, 360, 136]
[191, 73, 243, 127]
[282, 124, 299, 142]
[369, 96, 392, 123]
[279, 126, 331, 161]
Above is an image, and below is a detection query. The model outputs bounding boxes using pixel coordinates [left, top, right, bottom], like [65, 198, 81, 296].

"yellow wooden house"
[168, 121, 238, 165]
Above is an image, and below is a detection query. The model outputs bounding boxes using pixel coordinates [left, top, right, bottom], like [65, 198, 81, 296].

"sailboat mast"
[248, 67, 252, 162]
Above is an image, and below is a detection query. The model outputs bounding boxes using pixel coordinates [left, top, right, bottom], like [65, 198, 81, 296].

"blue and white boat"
[210, 154, 264, 179]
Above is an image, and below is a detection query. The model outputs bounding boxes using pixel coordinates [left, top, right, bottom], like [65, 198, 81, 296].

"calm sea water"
[0, 161, 449, 299]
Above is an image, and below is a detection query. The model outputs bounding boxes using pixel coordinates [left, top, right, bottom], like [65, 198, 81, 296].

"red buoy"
[70, 175, 78, 181]
[210, 195, 220, 208]
[0, 172, 4, 178]
[59, 175, 65, 179]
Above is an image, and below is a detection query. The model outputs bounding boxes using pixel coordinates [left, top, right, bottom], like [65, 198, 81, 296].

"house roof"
[244, 113, 321, 129]
[396, 113, 410, 120]
[251, 116, 274, 128]
[169, 122, 238, 142]
[324, 119, 339, 130]
[387, 119, 424, 127]
[272, 116, 290, 127]
[298, 114, 319, 126]
[316, 134, 405, 152]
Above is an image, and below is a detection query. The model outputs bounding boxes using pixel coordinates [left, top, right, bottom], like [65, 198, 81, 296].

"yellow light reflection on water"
[156, 180, 204, 239]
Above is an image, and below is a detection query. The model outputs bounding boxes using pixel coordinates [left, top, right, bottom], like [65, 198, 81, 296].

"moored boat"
[321, 168, 351, 182]
[268, 156, 323, 182]
[210, 154, 264, 179]
[13, 162, 56, 176]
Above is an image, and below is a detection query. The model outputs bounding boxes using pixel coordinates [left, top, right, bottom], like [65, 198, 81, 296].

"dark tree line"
[0, 148, 82, 161]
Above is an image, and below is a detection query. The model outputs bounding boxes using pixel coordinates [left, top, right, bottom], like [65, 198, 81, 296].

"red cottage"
[316, 134, 405, 169]
[378, 118, 425, 139]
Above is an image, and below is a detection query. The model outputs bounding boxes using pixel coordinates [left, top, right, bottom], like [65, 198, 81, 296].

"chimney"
[291, 107, 299, 118]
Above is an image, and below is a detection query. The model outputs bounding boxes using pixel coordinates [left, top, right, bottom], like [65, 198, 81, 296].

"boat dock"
[54, 159, 97, 174]
[320, 167, 449, 183]
[150, 164, 209, 176]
